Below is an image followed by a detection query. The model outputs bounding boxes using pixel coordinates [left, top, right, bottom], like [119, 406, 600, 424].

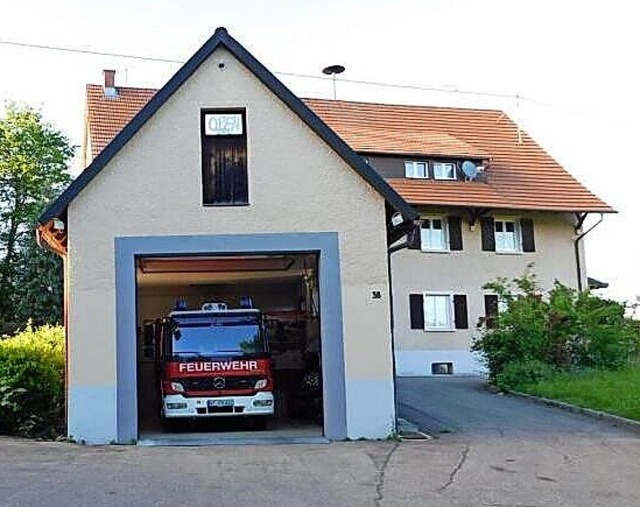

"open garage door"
[135, 253, 323, 443]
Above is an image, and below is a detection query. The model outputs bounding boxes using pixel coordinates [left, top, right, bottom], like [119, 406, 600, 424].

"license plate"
[208, 400, 233, 407]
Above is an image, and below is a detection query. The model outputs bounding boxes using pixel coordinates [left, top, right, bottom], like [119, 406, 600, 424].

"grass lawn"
[517, 367, 640, 421]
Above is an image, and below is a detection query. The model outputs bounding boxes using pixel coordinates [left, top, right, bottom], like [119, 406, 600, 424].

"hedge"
[0, 325, 65, 438]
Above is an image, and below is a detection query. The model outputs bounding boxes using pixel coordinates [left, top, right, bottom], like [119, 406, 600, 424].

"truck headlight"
[254, 379, 268, 389]
[170, 382, 185, 392]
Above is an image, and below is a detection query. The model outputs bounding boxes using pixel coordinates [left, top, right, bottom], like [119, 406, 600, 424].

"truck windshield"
[170, 314, 263, 359]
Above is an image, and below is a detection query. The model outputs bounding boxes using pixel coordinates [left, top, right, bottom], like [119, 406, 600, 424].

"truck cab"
[156, 301, 274, 429]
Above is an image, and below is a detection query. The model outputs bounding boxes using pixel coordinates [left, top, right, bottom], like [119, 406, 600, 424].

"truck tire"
[162, 417, 180, 432]
[251, 416, 268, 431]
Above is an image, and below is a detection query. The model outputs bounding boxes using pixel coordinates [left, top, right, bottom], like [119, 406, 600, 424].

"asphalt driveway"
[2, 377, 640, 506]
[396, 376, 635, 438]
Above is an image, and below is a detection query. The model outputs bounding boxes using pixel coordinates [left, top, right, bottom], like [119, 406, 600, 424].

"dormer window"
[403, 159, 463, 180]
[433, 162, 457, 180]
[405, 160, 428, 179]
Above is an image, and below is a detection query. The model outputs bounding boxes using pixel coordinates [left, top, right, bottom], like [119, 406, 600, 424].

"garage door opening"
[135, 253, 323, 442]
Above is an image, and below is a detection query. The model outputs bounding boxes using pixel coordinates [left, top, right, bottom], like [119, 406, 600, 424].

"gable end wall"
[66, 48, 394, 441]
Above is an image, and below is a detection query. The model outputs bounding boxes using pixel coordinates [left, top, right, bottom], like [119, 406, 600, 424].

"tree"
[0, 104, 73, 332]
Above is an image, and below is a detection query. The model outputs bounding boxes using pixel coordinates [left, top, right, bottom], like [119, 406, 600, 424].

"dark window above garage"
[201, 110, 248, 205]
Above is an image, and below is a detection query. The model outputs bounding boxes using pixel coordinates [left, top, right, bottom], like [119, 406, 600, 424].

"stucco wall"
[392, 210, 579, 375]
[66, 47, 394, 441]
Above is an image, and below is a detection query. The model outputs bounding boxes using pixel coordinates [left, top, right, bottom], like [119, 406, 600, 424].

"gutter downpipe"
[387, 239, 410, 433]
[574, 213, 604, 292]
[35, 222, 70, 437]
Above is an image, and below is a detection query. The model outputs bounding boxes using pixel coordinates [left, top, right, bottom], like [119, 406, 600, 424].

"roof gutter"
[36, 221, 67, 258]
[574, 212, 604, 292]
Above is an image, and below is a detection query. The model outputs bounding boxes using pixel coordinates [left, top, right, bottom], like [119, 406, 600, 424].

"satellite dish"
[461, 161, 478, 180]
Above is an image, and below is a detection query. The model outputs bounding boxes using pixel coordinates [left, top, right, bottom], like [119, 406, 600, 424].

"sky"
[1, 0, 638, 304]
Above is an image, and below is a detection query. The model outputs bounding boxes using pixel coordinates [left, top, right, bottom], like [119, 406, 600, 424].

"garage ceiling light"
[138, 256, 296, 274]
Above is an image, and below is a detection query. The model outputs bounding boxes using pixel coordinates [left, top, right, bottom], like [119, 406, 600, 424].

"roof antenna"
[322, 65, 345, 100]
[516, 92, 523, 145]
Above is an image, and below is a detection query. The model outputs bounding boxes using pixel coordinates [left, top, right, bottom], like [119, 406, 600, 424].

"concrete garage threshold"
[139, 421, 328, 446]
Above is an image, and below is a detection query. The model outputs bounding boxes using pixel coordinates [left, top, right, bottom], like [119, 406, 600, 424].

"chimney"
[103, 69, 118, 98]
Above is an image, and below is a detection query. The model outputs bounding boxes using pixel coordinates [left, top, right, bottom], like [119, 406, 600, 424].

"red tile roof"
[86, 84, 157, 160]
[85, 85, 612, 213]
[304, 99, 613, 213]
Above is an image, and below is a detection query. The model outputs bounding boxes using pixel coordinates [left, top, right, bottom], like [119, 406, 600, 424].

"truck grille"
[178, 376, 263, 391]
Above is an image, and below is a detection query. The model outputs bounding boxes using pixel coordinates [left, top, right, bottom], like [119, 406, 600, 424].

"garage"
[37, 28, 405, 444]
[135, 252, 324, 441]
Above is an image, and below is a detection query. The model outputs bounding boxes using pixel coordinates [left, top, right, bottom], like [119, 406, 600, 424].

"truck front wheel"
[161, 417, 181, 432]
[250, 416, 268, 431]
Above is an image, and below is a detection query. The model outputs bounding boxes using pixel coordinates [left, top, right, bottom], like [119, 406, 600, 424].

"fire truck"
[156, 300, 274, 429]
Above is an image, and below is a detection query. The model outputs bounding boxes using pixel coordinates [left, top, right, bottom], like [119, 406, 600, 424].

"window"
[484, 294, 509, 328]
[421, 218, 448, 251]
[415, 216, 463, 252]
[425, 294, 453, 329]
[494, 219, 520, 253]
[409, 293, 469, 331]
[404, 160, 464, 180]
[481, 217, 536, 253]
[433, 162, 457, 180]
[431, 362, 454, 375]
[405, 160, 428, 179]
[201, 110, 248, 205]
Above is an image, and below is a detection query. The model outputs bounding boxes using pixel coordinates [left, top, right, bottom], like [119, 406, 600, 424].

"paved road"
[397, 376, 635, 438]
[1, 377, 639, 506]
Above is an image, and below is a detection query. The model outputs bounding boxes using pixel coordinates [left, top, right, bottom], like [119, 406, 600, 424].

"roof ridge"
[302, 97, 505, 115]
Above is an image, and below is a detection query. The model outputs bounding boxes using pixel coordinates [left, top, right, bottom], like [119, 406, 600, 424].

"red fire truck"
[156, 301, 274, 429]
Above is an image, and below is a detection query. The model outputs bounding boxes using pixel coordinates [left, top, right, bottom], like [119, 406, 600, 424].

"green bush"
[0, 325, 65, 438]
[472, 267, 640, 382]
[495, 359, 557, 391]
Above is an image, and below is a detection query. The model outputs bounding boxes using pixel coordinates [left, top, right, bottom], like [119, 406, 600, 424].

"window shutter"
[453, 295, 468, 329]
[484, 295, 499, 328]
[409, 294, 425, 329]
[480, 217, 496, 251]
[407, 222, 422, 249]
[520, 218, 536, 252]
[448, 215, 463, 251]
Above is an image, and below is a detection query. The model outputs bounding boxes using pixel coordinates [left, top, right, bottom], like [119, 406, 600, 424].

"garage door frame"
[115, 232, 345, 443]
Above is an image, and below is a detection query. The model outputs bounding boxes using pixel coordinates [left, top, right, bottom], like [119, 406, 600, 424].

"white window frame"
[423, 293, 454, 331]
[433, 162, 457, 180]
[420, 216, 449, 252]
[494, 217, 522, 253]
[405, 160, 428, 179]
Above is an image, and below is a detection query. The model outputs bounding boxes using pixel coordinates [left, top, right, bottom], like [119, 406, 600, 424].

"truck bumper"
[162, 392, 274, 418]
